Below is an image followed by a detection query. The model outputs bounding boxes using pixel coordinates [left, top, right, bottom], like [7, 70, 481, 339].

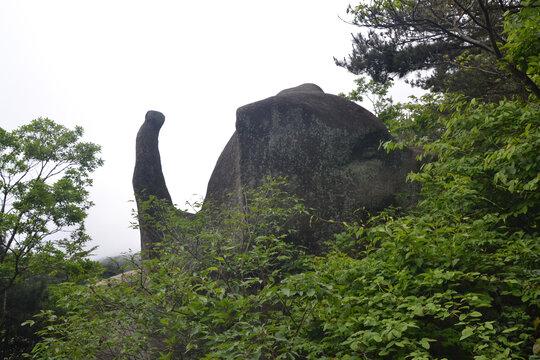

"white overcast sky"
[0, 1, 418, 259]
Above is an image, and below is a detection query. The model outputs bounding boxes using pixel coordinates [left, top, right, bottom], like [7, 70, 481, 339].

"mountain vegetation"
[2, 0, 538, 359]
[0, 119, 103, 358]
[336, 0, 540, 100]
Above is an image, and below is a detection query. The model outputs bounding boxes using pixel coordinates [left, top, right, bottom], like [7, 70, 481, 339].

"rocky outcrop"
[133, 110, 172, 258]
[205, 84, 420, 253]
[133, 84, 421, 255]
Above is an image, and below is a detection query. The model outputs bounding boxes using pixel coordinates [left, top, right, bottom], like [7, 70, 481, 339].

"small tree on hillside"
[0, 118, 103, 355]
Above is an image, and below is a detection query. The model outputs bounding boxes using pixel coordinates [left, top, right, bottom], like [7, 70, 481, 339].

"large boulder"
[133, 84, 421, 256]
[205, 83, 420, 253]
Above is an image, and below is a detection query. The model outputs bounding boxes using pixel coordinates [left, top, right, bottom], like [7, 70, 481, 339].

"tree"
[337, 0, 540, 100]
[0, 118, 103, 357]
[340, 77, 447, 144]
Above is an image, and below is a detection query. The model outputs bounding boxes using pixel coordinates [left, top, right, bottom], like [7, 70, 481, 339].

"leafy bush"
[28, 177, 312, 359]
[27, 96, 539, 359]
[288, 96, 539, 359]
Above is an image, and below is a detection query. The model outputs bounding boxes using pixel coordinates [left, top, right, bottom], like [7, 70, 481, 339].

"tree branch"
[452, 0, 488, 30]
[477, 0, 504, 58]
[0, 213, 23, 263]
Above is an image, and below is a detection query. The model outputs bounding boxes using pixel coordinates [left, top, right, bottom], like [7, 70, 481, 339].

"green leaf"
[502, 327, 518, 334]
[460, 327, 475, 340]
[420, 338, 432, 349]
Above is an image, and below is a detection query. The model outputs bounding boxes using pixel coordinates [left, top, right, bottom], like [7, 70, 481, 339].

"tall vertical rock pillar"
[133, 110, 172, 258]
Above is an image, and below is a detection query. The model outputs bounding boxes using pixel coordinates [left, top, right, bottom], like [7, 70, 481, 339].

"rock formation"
[133, 110, 172, 257]
[133, 84, 421, 255]
[205, 83, 420, 252]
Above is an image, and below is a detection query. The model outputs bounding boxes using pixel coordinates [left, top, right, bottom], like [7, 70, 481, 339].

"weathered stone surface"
[205, 83, 420, 253]
[133, 84, 420, 255]
[133, 110, 172, 257]
[277, 83, 324, 95]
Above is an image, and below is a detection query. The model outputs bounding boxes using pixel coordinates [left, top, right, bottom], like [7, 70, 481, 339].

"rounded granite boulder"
[205, 84, 420, 253]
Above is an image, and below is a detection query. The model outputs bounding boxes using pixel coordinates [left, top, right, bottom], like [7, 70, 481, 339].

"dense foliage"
[21, 1, 540, 359]
[29, 95, 539, 359]
[0, 119, 103, 358]
[29, 178, 312, 359]
[303, 96, 539, 359]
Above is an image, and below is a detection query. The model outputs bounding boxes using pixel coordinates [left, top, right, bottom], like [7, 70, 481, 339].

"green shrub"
[285, 96, 539, 359]
[28, 98, 539, 359]
[28, 177, 311, 359]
